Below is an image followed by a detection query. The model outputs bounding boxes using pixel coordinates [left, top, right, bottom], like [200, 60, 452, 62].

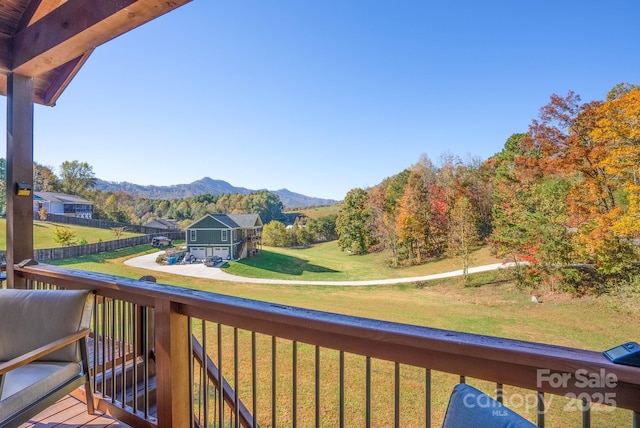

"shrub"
[38, 207, 48, 221]
[53, 226, 78, 247]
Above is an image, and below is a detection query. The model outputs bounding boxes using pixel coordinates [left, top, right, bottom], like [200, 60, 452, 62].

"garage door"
[213, 247, 229, 259]
[190, 247, 206, 260]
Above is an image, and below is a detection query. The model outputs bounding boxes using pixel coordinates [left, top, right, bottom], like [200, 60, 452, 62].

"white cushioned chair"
[0, 289, 95, 427]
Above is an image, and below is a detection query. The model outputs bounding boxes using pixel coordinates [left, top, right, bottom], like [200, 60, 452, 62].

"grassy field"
[222, 242, 502, 281]
[51, 245, 639, 427]
[284, 204, 341, 220]
[0, 218, 142, 249]
[51, 244, 639, 351]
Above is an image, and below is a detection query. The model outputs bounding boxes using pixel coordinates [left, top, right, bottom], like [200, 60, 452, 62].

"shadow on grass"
[234, 251, 339, 276]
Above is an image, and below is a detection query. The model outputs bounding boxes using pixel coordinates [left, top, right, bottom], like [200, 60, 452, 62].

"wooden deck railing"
[192, 335, 257, 428]
[11, 261, 640, 428]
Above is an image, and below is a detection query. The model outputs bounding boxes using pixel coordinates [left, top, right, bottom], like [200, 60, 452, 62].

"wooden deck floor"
[18, 394, 130, 428]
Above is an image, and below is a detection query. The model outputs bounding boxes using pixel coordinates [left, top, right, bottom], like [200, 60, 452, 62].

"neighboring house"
[185, 213, 263, 260]
[33, 192, 93, 219]
[145, 218, 179, 230]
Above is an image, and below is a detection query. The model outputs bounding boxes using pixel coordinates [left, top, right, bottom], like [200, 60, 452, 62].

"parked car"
[203, 256, 223, 267]
[180, 252, 197, 264]
[151, 236, 173, 248]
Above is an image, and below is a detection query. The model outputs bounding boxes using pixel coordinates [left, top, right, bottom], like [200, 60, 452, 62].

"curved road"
[125, 251, 514, 286]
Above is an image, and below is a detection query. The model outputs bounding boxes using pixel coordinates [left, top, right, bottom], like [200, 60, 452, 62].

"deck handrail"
[13, 261, 640, 427]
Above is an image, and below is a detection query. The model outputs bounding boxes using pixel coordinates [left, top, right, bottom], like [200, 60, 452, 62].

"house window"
[222, 230, 228, 242]
[190, 230, 196, 241]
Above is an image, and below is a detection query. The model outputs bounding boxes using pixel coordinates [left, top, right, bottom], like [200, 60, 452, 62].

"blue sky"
[8, 1, 640, 200]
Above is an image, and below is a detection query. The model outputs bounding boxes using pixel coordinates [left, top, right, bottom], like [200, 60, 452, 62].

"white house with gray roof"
[33, 192, 93, 219]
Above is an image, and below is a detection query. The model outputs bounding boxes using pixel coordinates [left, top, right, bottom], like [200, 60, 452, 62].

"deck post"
[154, 297, 190, 428]
[6, 73, 34, 289]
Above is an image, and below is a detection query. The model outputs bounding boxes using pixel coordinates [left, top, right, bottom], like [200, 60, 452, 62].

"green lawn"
[50, 245, 640, 427]
[0, 218, 142, 249]
[222, 242, 502, 280]
[52, 244, 639, 352]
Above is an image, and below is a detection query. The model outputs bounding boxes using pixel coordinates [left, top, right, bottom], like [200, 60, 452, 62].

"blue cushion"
[442, 383, 536, 428]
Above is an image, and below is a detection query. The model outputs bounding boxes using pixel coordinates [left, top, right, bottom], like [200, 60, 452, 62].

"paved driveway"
[125, 251, 513, 286]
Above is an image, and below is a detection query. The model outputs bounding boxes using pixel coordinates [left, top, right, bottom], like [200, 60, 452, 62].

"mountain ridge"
[95, 177, 338, 208]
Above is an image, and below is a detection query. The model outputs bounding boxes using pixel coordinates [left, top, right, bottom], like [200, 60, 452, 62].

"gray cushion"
[0, 289, 92, 362]
[0, 362, 81, 419]
[442, 383, 536, 428]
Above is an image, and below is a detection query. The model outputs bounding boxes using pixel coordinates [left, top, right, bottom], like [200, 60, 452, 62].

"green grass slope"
[222, 242, 502, 281]
[0, 219, 143, 249]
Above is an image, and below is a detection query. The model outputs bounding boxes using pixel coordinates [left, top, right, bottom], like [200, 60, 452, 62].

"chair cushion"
[442, 383, 536, 428]
[0, 361, 81, 420]
[0, 289, 91, 362]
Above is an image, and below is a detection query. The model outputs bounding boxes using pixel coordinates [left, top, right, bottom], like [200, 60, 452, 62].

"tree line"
[0, 160, 286, 228]
[335, 83, 640, 293]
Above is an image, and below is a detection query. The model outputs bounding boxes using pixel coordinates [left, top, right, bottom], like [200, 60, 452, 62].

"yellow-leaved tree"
[593, 88, 640, 237]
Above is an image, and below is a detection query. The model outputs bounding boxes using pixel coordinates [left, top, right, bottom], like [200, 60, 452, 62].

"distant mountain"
[94, 177, 338, 208]
[271, 188, 339, 209]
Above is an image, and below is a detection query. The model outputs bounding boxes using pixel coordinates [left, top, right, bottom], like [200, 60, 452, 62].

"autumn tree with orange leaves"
[491, 84, 640, 292]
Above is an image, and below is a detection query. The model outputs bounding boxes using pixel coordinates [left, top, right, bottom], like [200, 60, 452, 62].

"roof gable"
[187, 213, 263, 230]
[188, 214, 236, 230]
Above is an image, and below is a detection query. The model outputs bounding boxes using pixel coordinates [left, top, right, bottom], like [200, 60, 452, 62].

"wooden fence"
[0, 230, 184, 262]
[38, 213, 177, 235]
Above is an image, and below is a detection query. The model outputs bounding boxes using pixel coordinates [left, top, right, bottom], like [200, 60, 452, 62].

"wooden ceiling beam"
[0, 0, 58, 73]
[37, 50, 93, 106]
[17, 0, 48, 31]
[12, 0, 191, 76]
